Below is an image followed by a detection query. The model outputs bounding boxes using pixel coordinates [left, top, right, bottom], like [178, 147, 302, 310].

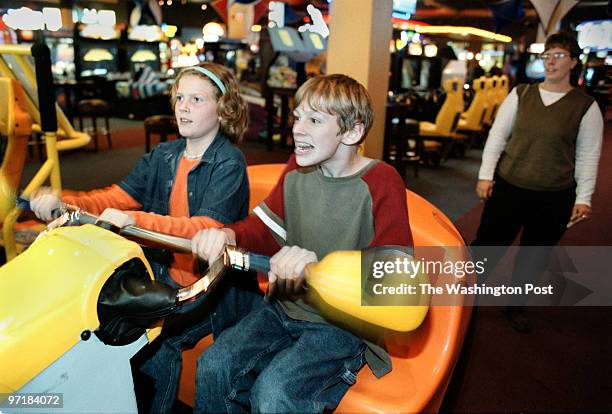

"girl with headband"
[30, 62, 263, 412]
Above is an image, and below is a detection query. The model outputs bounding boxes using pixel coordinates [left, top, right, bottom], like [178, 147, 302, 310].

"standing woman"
[472, 32, 604, 330]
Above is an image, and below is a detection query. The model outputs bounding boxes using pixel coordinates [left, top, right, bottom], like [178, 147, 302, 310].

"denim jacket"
[119, 132, 249, 223]
[118, 132, 250, 287]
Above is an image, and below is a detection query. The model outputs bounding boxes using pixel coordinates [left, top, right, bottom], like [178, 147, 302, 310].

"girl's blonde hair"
[171, 63, 249, 144]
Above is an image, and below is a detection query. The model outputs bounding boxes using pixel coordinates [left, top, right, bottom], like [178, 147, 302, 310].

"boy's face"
[174, 74, 220, 140]
[292, 102, 345, 168]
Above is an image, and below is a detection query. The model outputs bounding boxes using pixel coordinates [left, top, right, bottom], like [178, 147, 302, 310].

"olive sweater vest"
[497, 84, 594, 191]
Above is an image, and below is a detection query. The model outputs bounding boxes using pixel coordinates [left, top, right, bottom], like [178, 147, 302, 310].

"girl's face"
[174, 74, 220, 141]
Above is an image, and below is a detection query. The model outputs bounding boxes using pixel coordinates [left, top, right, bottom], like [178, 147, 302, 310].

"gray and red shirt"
[229, 155, 413, 377]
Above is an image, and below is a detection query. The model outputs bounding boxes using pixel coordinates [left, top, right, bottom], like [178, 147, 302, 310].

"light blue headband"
[186, 66, 226, 95]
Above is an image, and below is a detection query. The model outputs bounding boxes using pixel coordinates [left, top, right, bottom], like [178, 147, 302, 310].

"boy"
[191, 74, 413, 413]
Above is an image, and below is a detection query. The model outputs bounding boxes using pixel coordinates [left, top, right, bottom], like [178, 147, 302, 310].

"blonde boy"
[191, 74, 413, 413]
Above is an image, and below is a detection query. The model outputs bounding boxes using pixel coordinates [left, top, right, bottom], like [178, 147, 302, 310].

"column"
[326, 0, 392, 160]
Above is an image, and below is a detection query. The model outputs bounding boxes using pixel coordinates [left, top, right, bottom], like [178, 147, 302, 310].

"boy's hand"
[97, 208, 135, 228]
[191, 228, 236, 263]
[268, 246, 317, 299]
[29, 187, 61, 222]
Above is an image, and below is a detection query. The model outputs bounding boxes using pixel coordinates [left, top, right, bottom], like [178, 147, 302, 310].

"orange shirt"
[62, 156, 223, 287]
[167, 156, 203, 286]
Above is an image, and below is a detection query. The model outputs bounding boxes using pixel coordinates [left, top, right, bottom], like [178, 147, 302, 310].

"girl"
[30, 63, 262, 412]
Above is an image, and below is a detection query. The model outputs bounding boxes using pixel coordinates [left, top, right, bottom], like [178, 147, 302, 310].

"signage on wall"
[392, 0, 417, 20]
[2, 6, 62, 31]
[577, 20, 612, 51]
[268, 2, 329, 39]
[298, 4, 329, 38]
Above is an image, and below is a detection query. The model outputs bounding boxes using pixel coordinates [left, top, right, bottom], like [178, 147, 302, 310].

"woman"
[472, 32, 604, 331]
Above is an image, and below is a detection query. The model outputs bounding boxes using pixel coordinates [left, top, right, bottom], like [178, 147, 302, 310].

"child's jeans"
[195, 299, 366, 414]
[140, 266, 263, 414]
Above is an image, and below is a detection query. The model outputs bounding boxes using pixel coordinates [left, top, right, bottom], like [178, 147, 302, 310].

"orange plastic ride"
[179, 163, 471, 413]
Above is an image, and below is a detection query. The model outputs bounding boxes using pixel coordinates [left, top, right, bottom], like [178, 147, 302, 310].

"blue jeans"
[140, 266, 263, 414]
[195, 299, 366, 414]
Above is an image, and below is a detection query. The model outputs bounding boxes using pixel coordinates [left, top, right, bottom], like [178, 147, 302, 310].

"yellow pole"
[0, 56, 12, 77]
[22, 160, 55, 196]
[44, 132, 62, 192]
[0, 44, 31, 55]
[13, 55, 37, 90]
[2, 209, 20, 260]
[0, 56, 41, 125]
[13, 55, 43, 125]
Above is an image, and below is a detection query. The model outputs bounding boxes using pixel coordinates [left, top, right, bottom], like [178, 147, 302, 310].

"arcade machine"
[127, 40, 161, 74]
[125, 26, 162, 77]
[74, 33, 119, 79]
[262, 25, 326, 149]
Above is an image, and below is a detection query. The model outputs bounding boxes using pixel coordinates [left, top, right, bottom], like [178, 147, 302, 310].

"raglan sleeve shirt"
[362, 161, 413, 248]
[229, 156, 413, 254]
[228, 157, 299, 257]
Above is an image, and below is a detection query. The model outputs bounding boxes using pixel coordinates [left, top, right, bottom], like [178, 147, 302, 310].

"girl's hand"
[29, 187, 61, 222]
[476, 179, 494, 202]
[191, 228, 236, 263]
[268, 246, 317, 299]
[97, 208, 135, 228]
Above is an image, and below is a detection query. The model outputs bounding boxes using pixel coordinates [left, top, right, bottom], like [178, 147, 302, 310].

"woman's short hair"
[295, 74, 374, 144]
[171, 63, 249, 144]
[544, 31, 581, 59]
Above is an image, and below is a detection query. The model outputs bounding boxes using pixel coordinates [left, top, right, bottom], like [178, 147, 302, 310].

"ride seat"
[458, 77, 489, 151]
[418, 79, 467, 163]
[498, 74, 509, 104]
[483, 76, 500, 126]
[419, 79, 464, 136]
[458, 77, 488, 132]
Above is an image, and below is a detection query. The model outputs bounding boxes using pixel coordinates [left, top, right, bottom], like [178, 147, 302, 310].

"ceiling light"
[415, 25, 512, 43]
[424, 44, 438, 57]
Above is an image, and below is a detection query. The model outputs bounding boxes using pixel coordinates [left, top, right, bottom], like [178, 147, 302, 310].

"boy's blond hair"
[295, 74, 374, 144]
[171, 63, 249, 144]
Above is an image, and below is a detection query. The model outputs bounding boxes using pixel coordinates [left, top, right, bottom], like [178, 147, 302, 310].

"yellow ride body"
[0, 224, 157, 395]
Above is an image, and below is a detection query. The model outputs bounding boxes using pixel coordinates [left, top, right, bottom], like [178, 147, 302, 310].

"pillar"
[326, 0, 392, 160]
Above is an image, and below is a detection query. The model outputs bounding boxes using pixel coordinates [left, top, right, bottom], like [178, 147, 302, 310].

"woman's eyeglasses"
[540, 52, 569, 60]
